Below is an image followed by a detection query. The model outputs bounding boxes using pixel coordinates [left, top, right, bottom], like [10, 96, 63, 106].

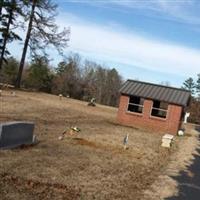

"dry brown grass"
[0, 90, 183, 200]
[143, 127, 200, 200]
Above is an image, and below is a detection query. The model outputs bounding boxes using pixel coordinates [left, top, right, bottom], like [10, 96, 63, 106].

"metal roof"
[120, 79, 191, 107]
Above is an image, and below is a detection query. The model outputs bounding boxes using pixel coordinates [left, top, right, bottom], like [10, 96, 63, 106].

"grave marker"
[0, 122, 35, 149]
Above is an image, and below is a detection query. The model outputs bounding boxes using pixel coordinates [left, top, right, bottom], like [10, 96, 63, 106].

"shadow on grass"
[195, 125, 200, 133]
[165, 134, 200, 200]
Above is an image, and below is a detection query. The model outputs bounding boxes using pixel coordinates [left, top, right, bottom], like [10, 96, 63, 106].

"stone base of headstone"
[161, 140, 171, 148]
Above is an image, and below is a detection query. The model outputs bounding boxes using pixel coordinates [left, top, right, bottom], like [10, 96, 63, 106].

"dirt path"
[166, 144, 200, 200]
[143, 126, 200, 200]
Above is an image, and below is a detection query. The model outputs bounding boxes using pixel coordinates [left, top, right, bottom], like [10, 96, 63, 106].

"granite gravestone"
[0, 122, 35, 149]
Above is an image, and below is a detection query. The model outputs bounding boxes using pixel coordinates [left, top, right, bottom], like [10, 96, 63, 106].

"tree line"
[1, 54, 199, 123]
[182, 75, 200, 98]
[0, 0, 69, 87]
[182, 75, 200, 124]
[1, 54, 123, 106]
[0, 1, 199, 123]
[0, 0, 122, 107]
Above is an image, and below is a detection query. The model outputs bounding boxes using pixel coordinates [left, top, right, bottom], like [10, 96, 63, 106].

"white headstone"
[11, 91, 16, 97]
[59, 94, 63, 100]
[184, 112, 190, 123]
[161, 134, 174, 148]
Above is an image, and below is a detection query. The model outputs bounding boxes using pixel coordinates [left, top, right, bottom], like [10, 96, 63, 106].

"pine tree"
[25, 56, 53, 92]
[182, 77, 196, 95]
[2, 56, 18, 84]
[52, 54, 81, 98]
[0, 0, 24, 69]
[15, 0, 70, 88]
[0, 0, 3, 16]
[196, 74, 200, 100]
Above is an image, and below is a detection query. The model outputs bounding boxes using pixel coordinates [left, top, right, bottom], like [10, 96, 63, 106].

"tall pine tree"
[15, 0, 70, 88]
[182, 77, 196, 95]
[0, 0, 24, 70]
[196, 73, 200, 100]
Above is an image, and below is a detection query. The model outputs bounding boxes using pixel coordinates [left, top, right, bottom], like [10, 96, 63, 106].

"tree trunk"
[0, 0, 3, 16]
[0, 0, 13, 70]
[15, 0, 36, 88]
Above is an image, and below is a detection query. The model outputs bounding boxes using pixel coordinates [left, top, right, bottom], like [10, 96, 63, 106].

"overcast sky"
[11, 0, 200, 87]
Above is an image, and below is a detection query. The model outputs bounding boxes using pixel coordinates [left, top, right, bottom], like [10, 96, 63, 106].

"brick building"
[117, 80, 191, 134]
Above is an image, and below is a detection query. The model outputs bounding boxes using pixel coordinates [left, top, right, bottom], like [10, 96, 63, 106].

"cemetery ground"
[0, 90, 199, 200]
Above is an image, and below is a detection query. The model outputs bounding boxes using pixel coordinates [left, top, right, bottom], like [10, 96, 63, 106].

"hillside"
[0, 90, 181, 200]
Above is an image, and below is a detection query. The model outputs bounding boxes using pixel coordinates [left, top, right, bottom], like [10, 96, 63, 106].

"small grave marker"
[59, 94, 63, 100]
[161, 134, 174, 148]
[123, 133, 129, 150]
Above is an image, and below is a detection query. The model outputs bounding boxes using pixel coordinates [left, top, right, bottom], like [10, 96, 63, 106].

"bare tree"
[105, 68, 122, 106]
[52, 54, 81, 98]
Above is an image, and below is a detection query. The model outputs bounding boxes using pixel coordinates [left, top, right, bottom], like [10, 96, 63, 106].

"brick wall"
[117, 95, 183, 134]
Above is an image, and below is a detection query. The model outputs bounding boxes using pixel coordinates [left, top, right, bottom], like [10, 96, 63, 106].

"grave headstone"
[0, 122, 35, 149]
[161, 134, 174, 148]
[184, 112, 190, 123]
[59, 94, 63, 100]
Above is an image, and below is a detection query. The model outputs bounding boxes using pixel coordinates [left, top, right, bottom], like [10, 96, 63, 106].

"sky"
[11, 0, 200, 87]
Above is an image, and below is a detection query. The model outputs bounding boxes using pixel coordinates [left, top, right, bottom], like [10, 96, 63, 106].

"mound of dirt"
[0, 173, 81, 200]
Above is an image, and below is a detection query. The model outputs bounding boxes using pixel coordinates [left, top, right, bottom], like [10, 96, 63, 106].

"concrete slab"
[161, 140, 171, 148]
